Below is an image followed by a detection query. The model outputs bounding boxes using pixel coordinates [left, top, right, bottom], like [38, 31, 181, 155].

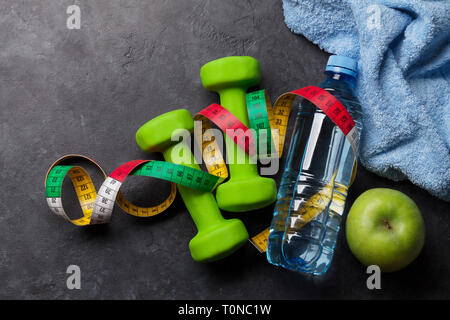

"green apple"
[346, 188, 425, 272]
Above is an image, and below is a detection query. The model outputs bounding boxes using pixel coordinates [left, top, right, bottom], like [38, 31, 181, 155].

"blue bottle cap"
[325, 55, 358, 78]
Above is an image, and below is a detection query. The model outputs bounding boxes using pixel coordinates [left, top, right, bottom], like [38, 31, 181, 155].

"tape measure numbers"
[45, 86, 359, 254]
[46, 103, 261, 225]
[247, 87, 359, 253]
[196, 104, 257, 158]
[246, 86, 358, 158]
[46, 155, 223, 226]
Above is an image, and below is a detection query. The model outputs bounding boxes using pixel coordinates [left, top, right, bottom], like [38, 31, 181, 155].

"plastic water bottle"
[267, 55, 363, 275]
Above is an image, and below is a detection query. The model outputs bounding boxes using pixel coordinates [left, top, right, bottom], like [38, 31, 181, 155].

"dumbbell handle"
[219, 88, 259, 180]
[163, 143, 225, 230]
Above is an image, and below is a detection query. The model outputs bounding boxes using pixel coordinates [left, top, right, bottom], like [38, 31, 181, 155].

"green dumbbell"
[200, 56, 277, 212]
[136, 109, 249, 262]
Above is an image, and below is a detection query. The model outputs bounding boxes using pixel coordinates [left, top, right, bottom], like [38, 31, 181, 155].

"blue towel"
[283, 0, 450, 201]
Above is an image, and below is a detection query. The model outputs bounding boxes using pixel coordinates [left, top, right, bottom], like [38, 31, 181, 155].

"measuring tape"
[246, 86, 359, 252]
[45, 86, 358, 252]
[45, 155, 223, 225]
[246, 86, 358, 158]
[45, 102, 262, 225]
[195, 104, 257, 158]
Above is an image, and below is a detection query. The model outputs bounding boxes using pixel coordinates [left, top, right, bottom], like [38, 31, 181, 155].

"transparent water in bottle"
[267, 56, 363, 275]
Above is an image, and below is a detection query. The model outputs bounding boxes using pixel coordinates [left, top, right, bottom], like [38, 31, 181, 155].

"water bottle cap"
[325, 55, 358, 78]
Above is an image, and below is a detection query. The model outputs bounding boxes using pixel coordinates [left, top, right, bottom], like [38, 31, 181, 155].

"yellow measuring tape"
[45, 103, 260, 225]
[245, 89, 358, 252]
[45, 87, 357, 254]
[45, 155, 179, 225]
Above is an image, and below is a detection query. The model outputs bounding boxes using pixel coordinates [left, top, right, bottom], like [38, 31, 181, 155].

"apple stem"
[382, 218, 393, 230]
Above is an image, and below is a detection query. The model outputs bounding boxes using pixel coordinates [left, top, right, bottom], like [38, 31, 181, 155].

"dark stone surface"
[0, 0, 448, 299]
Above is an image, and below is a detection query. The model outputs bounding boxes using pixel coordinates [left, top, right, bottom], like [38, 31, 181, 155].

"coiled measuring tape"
[45, 104, 259, 226]
[46, 86, 358, 252]
[45, 156, 219, 225]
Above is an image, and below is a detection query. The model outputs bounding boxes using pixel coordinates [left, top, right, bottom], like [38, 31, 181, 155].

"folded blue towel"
[283, 0, 450, 201]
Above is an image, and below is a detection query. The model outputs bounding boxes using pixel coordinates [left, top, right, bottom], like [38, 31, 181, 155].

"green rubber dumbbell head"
[189, 218, 248, 262]
[215, 177, 277, 212]
[136, 109, 194, 153]
[200, 56, 261, 92]
[201, 57, 277, 212]
[136, 109, 249, 262]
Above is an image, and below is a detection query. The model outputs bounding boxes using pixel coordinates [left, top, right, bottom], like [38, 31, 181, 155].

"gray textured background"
[0, 0, 449, 299]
